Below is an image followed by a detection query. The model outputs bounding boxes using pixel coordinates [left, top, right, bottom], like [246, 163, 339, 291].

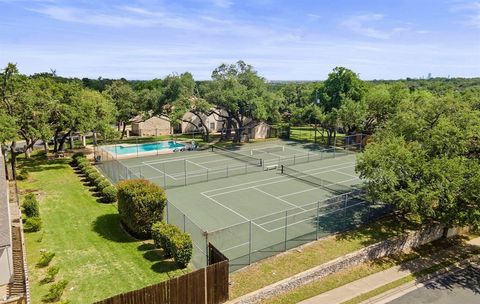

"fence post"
[183, 214, 186, 232]
[166, 201, 169, 224]
[226, 163, 229, 177]
[293, 154, 296, 165]
[316, 201, 320, 240]
[206, 168, 209, 182]
[184, 159, 187, 186]
[136, 138, 139, 157]
[205, 231, 209, 267]
[248, 220, 252, 265]
[284, 211, 288, 251]
[163, 163, 167, 189]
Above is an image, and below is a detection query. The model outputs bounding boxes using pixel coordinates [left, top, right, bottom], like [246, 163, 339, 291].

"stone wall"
[229, 224, 445, 304]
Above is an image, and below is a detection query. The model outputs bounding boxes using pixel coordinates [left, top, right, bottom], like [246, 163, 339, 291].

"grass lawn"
[260, 237, 479, 304]
[229, 217, 419, 298]
[18, 156, 186, 303]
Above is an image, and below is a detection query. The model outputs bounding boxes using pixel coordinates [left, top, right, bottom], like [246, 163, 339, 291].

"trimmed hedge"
[87, 171, 101, 184]
[151, 221, 192, 267]
[24, 216, 42, 232]
[117, 179, 167, 239]
[23, 193, 40, 217]
[102, 186, 117, 203]
[171, 233, 193, 268]
[96, 179, 111, 192]
[151, 222, 181, 258]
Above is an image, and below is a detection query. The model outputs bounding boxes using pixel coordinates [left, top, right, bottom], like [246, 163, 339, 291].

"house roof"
[0, 153, 11, 248]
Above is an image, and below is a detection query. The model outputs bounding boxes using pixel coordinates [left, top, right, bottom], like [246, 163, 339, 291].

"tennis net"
[251, 146, 284, 156]
[212, 145, 262, 166]
[281, 165, 353, 194]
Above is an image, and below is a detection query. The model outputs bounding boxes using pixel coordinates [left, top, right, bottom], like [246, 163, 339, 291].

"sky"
[0, 0, 479, 80]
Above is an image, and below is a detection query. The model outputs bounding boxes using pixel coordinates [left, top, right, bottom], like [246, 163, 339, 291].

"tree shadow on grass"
[151, 260, 180, 274]
[91, 213, 137, 243]
[138, 243, 156, 251]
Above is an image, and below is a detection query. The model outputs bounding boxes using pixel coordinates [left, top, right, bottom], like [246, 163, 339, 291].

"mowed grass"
[229, 217, 418, 298]
[18, 157, 186, 303]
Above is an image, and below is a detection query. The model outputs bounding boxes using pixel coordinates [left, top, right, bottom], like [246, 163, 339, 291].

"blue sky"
[0, 0, 479, 80]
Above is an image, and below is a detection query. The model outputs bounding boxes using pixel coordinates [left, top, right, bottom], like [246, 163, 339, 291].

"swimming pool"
[105, 141, 185, 155]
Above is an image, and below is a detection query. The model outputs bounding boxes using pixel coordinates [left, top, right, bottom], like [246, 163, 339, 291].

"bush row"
[22, 193, 42, 232]
[72, 153, 117, 203]
[151, 222, 193, 268]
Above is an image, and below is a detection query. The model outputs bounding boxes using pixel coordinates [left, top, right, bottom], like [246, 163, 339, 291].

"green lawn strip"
[259, 237, 476, 304]
[342, 248, 480, 304]
[229, 217, 419, 298]
[18, 156, 186, 303]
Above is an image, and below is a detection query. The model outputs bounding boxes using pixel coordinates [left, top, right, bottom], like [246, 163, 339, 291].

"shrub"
[72, 152, 85, 160]
[36, 251, 55, 268]
[151, 222, 181, 258]
[96, 179, 111, 192]
[171, 233, 193, 268]
[71, 152, 85, 166]
[24, 216, 42, 232]
[23, 193, 40, 217]
[16, 168, 29, 180]
[117, 179, 167, 239]
[42, 279, 68, 302]
[77, 161, 91, 172]
[102, 186, 117, 203]
[87, 171, 101, 184]
[41, 265, 60, 284]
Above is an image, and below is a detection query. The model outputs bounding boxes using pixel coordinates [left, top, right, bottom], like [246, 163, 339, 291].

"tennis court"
[95, 140, 390, 270]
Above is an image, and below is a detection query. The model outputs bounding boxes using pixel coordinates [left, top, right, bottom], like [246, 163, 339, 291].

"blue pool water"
[105, 141, 185, 155]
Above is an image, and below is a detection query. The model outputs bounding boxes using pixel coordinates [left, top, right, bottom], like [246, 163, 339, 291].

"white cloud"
[451, 1, 480, 28]
[341, 13, 411, 39]
[28, 5, 203, 29]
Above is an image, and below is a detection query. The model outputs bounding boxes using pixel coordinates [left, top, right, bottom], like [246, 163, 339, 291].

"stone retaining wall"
[229, 224, 445, 304]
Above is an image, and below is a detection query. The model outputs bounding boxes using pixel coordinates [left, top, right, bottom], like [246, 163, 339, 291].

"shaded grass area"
[229, 216, 419, 298]
[18, 155, 186, 303]
[260, 237, 479, 304]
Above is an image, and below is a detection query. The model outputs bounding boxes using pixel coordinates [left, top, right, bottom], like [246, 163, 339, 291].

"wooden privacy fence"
[94, 260, 229, 304]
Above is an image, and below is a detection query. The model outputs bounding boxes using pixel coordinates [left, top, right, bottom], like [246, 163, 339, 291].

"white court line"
[201, 162, 355, 195]
[200, 193, 269, 232]
[278, 176, 359, 198]
[206, 164, 355, 198]
[333, 170, 360, 179]
[144, 163, 178, 180]
[253, 187, 306, 211]
[186, 159, 209, 170]
[220, 241, 249, 253]
[260, 200, 368, 233]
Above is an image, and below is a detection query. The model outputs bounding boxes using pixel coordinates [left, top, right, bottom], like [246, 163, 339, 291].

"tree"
[171, 96, 213, 141]
[356, 91, 480, 228]
[103, 81, 138, 139]
[336, 98, 367, 135]
[0, 64, 52, 177]
[319, 67, 366, 144]
[205, 61, 280, 142]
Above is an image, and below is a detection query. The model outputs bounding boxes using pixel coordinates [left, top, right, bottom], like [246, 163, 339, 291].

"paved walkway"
[299, 237, 480, 304]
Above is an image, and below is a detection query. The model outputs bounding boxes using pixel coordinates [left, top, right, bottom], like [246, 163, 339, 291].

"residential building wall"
[131, 116, 171, 136]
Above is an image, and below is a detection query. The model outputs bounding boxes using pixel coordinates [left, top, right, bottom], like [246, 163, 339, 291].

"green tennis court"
[96, 140, 390, 270]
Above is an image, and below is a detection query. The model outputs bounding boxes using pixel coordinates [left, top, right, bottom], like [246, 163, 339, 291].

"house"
[248, 121, 271, 139]
[130, 115, 172, 137]
[181, 111, 226, 134]
[0, 155, 13, 301]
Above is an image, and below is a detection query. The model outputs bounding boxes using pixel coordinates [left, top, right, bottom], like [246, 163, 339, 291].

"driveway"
[388, 262, 480, 304]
